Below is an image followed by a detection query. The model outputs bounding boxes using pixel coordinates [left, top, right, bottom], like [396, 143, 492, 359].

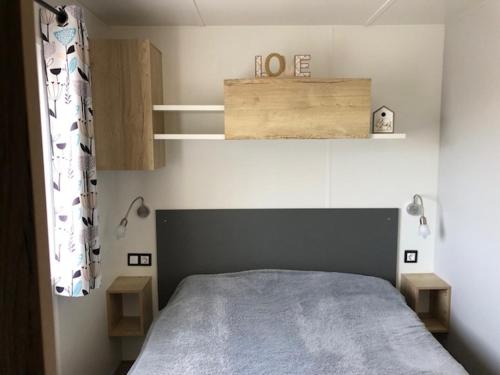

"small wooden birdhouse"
[373, 106, 394, 133]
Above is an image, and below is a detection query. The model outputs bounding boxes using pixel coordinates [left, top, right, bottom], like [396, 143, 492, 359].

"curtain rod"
[34, 0, 68, 25]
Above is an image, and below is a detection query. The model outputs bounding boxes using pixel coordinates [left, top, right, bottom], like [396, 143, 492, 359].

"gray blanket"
[130, 270, 467, 375]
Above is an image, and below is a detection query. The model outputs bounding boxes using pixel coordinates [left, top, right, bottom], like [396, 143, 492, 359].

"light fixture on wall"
[116, 196, 150, 239]
[406, 194, 431, 238]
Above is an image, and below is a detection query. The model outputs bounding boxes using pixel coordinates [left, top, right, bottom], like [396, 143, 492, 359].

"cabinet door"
[90, 39, 164, 170]
[149, 44, 165, 169]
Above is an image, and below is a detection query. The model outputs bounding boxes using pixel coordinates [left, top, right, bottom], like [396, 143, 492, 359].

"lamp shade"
[115, 218, 128, 239]
[419, 216, 431, 238]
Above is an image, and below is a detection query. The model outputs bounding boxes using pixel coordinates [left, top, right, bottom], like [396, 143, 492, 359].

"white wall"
[436, 1, 500, 374]
[100, 25, 445, 359]
[54, 175, 121, 375]
[44, 11, 446, 371]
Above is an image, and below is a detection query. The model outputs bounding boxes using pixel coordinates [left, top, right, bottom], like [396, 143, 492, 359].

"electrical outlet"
[128, 253, 152, 266]
[404, 250, 418, 263]
[140, 254, 151, 266]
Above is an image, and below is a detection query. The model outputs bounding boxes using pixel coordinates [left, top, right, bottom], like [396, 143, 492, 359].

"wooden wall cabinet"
[89, 39, 164, 170]
[224, 78, 371, 139]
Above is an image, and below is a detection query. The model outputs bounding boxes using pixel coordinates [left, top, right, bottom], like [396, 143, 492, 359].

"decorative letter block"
[294, 55, 311, 77]
[255, 55, 267, 78]
[264, 53, 286, 77]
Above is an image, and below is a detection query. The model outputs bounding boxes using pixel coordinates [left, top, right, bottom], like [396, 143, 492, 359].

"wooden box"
[106, 276, 152, 337]
[90, 39, 164, 170]
[401, 273, 451, 333]
[224, 78, 371, 139]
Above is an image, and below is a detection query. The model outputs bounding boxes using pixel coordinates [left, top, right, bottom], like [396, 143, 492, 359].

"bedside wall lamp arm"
[116, 196, 150, 239]
[121, 196, 146, 222]
[413, 194, 424, 215]
[406, 194, 431, 238]
[407, 194, 425, 216]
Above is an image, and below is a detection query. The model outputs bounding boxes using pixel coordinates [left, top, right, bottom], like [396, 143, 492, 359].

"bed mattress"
[130, 270, 467, 375]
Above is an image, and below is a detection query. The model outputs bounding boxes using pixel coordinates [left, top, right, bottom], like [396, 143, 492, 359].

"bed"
[130, 209, 467, 374]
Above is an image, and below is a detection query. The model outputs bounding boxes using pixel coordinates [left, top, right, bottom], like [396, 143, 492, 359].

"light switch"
[128, 252, 151, 266]
[128, 254, 139, 265]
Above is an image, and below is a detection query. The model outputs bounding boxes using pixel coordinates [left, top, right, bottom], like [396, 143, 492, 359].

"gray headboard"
[156, 208, 399, 309]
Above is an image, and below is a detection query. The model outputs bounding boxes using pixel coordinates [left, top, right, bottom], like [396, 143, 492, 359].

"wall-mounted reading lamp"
[406, 194, 431, 238]
[116, 196, 150, 239]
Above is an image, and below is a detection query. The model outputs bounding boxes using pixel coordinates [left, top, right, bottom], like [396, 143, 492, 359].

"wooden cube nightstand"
[106, 276, 152, 337]
[401, 273, 451, 333]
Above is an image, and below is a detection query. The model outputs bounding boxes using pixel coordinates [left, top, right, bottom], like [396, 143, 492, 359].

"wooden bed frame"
[155, 208, 399, 309]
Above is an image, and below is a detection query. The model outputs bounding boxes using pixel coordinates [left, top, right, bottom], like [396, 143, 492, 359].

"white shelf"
[153, 105, 224, 112]
[370, 133, 406, 139]
[152, 106, 406, 140]
[154, 133, 406, 140]
[154, 134, 225, 140]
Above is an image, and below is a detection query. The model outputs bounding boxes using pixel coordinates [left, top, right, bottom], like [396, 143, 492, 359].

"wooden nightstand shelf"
[401, 273, 451, 333]
[106, 276, 152, 337]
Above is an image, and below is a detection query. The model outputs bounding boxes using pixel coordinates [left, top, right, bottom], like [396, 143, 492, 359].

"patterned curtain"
[40, 6, 101, 297]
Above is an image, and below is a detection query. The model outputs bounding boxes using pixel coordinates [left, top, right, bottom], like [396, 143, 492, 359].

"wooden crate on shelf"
[224, 78, 371, 140]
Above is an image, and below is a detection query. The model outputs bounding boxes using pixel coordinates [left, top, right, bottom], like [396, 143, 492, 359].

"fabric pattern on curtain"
[40, 5, 101, 296]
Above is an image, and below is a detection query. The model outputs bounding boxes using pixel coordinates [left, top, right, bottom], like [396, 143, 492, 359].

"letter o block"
[264, 53, 286, 77]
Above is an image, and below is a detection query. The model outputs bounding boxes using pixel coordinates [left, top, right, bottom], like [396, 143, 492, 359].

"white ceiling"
[78, 0, 479, 26]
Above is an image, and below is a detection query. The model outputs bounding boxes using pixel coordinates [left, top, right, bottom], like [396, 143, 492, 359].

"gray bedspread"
[130, 270, 467, 375]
